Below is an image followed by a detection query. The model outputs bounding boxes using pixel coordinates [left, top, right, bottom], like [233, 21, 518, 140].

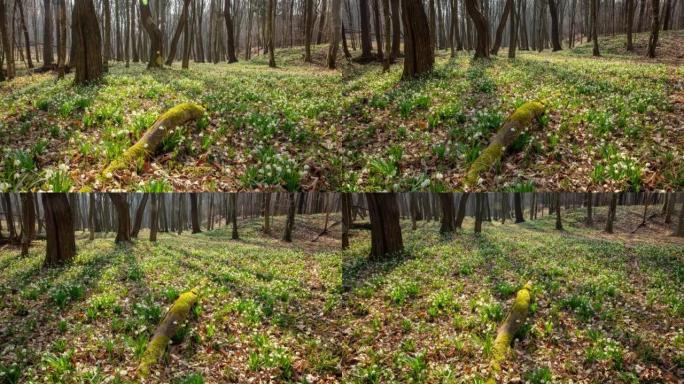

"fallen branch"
[138, 286, 200, 378]
[101, 102, 205, 178]
[464, 102, 546, 188]
[487, 281, 534, 383]
[311, 221, 341, 242]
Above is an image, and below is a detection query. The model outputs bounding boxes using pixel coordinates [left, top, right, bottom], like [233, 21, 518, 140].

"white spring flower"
[13, 159, 21, 167]
[58, 163, 69, 172]
[420, 179, 430, 189]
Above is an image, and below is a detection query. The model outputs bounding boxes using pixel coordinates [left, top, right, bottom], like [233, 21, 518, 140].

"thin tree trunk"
[56, 0, 66, 77]
[401, 0, 434, 78]
[341, 192, 351, 249]
[491, 0, 512, 55]
[165, 0, 191, 65]
[230, 193, 239, 239]
[16, 0, 33, 68]
[647, 0, 660, 58]
[130, 193, 149, 237]
[605, 192, 617, 233]
[109, 193, 131, 243]
[72, 0, 104, 84]
[140, 0, 163, 67]
[149, 193, 158, 241]
[366, 193, 403, 259]
[465, 0, 490, 58]
[43, 193, 76, 266]
[283, 192, 296, 242]
[439, 193, 455, 233]
[224, 0, 238, 62]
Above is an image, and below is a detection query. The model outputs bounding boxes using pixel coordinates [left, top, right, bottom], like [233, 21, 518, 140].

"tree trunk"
[230, 193, 239, 239]
[647, 0, 659, 58]
[605, 192, 617, 233]
[474, 193, 484, 233]
[491, 0, 513, 55]
[56, 0, 67, 77]
[586, 192, 593, 225]
[140, 0, 163, 68]
[401, 0, 434, 78]
[341, 192, 351, 249]
[43, 0, 53, 66]
[0, 0, 15, 79]
[591, 0, 600, 56]
[72, 0, 104, 84]
[327, 0, 341, 68]
[676, 199, 684, 237]
[103, 0, 112, 67]
[626, 0, 635, 51]
[283, 192, 296, 242]
[373, 0, 384, 61]
[390, 0, 400, 59]
[514, 192, 525, 223]
[304, 0, 315, 61]
[439, 193, 455, 233]
[359, 0, 373, 59]
[109, 193, 131, 243]
[548, 0, 562, 50]
[508, 0, 518, 57]
[20, 193, 36, 256]
[224, 0, 238, 62]
[182, 1, 192, 69]
[465, 0, 490, 58]
[43, 193, 76, 267]
[165, 0, 191, 65]
[267, 0, 276, 67]
[131, 193, 149, 238]
[381, 0, 391, 69]
[149, 193, 158, 241]
[455, 192, 469, 228]
[366, 193, 404, 259]
[317, 0, 328, 44]
[16, 0, 33, 68]
[88, 193, 96, 240]
[190, 193, 201, 233]
[555, 192, 563, 230]
[262, 192, 271, 233]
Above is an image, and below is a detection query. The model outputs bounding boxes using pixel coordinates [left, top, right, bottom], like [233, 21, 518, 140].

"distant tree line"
[345, 191, 684, 259]
[0, 192, 342, 266]
[1, 0, 681, 81]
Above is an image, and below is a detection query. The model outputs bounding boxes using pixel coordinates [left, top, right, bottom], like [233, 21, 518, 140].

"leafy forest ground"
[0, 214, 343, 383]
[339, 205, 684, 383]
[1, 205, 683, 383]
[1, 31, 683, 192]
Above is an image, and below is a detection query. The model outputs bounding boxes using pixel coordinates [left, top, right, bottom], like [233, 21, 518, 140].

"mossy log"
[102, 103, 205, 177]
[486, 281, 534, 384]
[464, 102, 545, 188]
[138, 287, 199, 378]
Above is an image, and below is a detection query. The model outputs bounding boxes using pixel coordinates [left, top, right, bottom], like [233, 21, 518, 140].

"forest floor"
[1, 206, 682, 383]
[0, 214, 344, 383]
[338, 205, 684, 383]
[1, 31, 683, 192]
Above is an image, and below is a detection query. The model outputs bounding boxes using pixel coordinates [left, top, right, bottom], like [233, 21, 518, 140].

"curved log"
[138, 287, 200, 378]
[464, 102, 545, 188]
[101, 103, 205, 178]
[487, 281, 533, 383]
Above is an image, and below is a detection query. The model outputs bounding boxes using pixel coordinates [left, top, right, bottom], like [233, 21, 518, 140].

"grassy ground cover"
[0, 215, 342, 383]
[337, 206, 684, 383]
[1, 31, 682, 192]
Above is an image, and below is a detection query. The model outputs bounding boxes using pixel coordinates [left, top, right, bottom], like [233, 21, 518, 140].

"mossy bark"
[487, 281, 534, 383]
[464, 102, 545, 189]
[102, 103, 205, 177]
[138, 287, 200, 378]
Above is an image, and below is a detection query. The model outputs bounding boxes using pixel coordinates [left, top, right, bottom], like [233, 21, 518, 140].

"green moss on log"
[486, 281, 533, 383]
[101, 102, 205, 178]
[138, 287, 199, 378]
[464, 102, 545, 189]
